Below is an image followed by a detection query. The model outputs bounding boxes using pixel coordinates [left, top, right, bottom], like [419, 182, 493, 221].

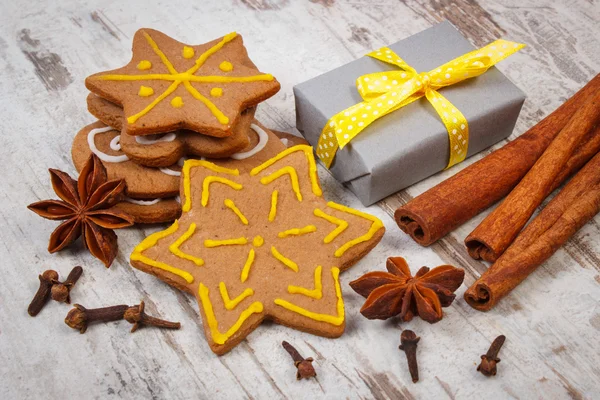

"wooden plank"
[0, 0, 599, 398]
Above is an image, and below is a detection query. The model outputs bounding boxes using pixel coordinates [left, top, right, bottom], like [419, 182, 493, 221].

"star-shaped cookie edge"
[86, 28, 280, 137]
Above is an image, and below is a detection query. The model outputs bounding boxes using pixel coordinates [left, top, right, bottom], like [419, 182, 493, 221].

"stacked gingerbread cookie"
[71, 28, 285, 223]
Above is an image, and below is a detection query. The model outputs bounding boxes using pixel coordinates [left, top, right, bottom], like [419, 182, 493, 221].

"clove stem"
[124, 301, 181, 333]
[282, 341, 317, 380]
[28, 270, 58, 316]
[399, 330, 420, 383]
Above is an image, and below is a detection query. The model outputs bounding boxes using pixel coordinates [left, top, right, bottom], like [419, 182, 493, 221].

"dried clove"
[477, 335, 506, 377]
[28, 270, 59, 316]
[51, 266, 83, 303]
[65, 304, 128, 333]
[282, 341, 316, 380]
[123, 301, 181, 333]
[399, 329, 420, 383]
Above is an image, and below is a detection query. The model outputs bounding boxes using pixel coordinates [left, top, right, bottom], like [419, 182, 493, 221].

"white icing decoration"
[279, 137, 289, 147]
[159, 156, 187, 177]
[135, 132, 177, 145]
[230, 124, 269, 160]
[109, 136, 121, 151]
[159, 167, 181, 177]
[123, 197, 162, 206]
[175, 195, 181, 204]
[88, 127, 129, 163]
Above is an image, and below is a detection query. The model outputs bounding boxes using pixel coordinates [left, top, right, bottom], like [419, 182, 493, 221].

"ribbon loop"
[316, 39, 524, 169]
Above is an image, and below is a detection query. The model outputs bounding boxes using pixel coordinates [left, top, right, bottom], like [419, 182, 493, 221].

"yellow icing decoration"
[270, 246, 299, 272]
[182, 46, 195, 59]
[168, 223, 204, 266]
[201, 176, 243, 207]
[130, 221, 194, 283]
[170, 96, 184, 108]
[313, 209, 349, 244]
[219, 282, 254, 310]
[224, 199, 248, 225]
[188, 32, 237, 75]
[143, 31, 178, 73]
[250, 145, 322, 197]
[127, 81, 180, 124]
[198, 283, 263, 345]
[326, 201, 384, 257]
[182, 160, 239, 212]
[240, 249, 255, 283]
[278, 225, 317, 238]
[274, 267, 344, 326]
[219, 61, 233, 72]
[138, 85, 154, 97]
[96, 31, 274, 126]
[183, 80, 229, 124]
[288, 266, 323, 299]
[210, 87, 223, 97]
[99, 74, 273, 83]
[205, 237, 248, 247]
[260, 166, 302, 201]
[137, 60, 152, 70]
[269, 190, 278, 222]
[252, 236, 264, 247]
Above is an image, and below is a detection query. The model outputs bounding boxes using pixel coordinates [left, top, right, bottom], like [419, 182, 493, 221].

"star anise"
[28, 154, 134, 267]
[349, 257, 464, 323]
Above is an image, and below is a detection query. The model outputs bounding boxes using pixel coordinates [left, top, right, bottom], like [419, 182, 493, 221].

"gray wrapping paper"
[294, 21, 525, 206]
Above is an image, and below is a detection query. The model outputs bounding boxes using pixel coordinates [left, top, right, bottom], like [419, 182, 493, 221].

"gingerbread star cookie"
[130, 146, 385, 354]
[86, 29, 280, 136]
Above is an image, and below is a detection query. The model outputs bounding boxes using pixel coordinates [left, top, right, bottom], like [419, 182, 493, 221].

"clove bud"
[28, 270, 59, 316]
[477, 335, 506, 377]
[51, 266, 83, 303]
[282, 341, 316, 380]
[399, 329, 420, 383]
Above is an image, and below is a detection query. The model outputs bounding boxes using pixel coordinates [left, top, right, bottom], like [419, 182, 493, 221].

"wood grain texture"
[0, 0, 598, 399]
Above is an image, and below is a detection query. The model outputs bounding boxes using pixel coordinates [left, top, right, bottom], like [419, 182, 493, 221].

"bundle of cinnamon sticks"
[395, 73, 600, 310]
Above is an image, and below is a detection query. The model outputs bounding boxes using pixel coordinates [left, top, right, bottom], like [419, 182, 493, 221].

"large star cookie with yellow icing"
[130, 146, 385, 354]
[86, 29, 280, 137]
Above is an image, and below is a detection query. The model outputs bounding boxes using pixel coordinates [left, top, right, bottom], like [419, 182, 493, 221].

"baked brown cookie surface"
[85, 29, 280, 137]
[87, 94, 255, 167]
[72, 121, 180, 198]
[130, 145, 385, 354]
[113, 198, 181, 224]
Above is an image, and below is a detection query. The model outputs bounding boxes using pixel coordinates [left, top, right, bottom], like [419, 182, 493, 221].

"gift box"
[294, 21, 526, 206]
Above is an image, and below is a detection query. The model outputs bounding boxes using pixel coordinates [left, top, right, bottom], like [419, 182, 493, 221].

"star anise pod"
[349, 257, 464, 323]
[28, 154, 134, 267]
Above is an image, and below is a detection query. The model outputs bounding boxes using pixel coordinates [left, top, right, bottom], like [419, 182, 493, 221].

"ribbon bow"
[316, 39, 525, 169]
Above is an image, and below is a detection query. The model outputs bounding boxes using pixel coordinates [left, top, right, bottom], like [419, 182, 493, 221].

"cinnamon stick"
[395, 74, 600, 246]
[464, 151, 600, 310]
[465, 92, 600, 262]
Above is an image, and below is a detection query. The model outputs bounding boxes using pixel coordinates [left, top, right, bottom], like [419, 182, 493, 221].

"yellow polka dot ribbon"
[316, 39, 525, 169]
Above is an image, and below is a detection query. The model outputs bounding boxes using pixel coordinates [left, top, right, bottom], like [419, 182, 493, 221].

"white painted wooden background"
[1, 0, 599, 399]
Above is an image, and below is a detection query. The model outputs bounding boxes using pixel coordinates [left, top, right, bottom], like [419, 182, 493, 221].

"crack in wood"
[355, 369, 415, 400]
[399, 0, 505, 46]
[239, 0, 289, 11]
[91, 11, 121, 41]
[434, 376, 456, 400]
